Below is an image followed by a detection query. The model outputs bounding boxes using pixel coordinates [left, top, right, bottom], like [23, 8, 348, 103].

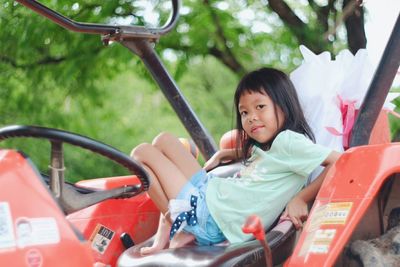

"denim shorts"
[175, 169, 226, 245]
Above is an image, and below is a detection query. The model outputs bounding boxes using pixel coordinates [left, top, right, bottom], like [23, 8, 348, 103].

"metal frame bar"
[121, 39, 217, 157]
[350, 14, 400, 147]
[16, 0, 180, 39]
[15, 0, 217, 159]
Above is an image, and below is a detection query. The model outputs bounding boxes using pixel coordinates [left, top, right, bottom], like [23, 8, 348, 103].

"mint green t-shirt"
[205, 130, 332, 243]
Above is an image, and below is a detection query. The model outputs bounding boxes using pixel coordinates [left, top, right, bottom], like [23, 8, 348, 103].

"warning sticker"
[16, 217, 60, 248]
[299, 230, 316, 257]
[321, 202, 353, 225]
[309, 229, 336, 254]
[307, 204, 327, 232]
[299, 202, 352, 256]
[0, 202, 16, 249]
[299, 229, 337, 256]
[308, 202, 353, 232]
[89, 224, 114, 254]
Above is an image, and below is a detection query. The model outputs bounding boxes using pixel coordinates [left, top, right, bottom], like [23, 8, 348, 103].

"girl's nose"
[248, 113, 258, 123]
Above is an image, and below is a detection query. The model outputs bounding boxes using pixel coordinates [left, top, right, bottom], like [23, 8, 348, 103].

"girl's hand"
[204, 149, 240, 171]
[282, 196, 308, 230]
[203, 151, 222, 171]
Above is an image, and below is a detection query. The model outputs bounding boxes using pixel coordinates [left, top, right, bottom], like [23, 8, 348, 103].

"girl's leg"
[169, 231, 196, 248]
[151, 133, 204, 249]
[132, 141, 200, 199]
[136, 164, 174, 254]
[139, 213, 171, 254]
[131, 141, 200, 254]
[141, 164, 169, 214]
[152, 132, 202, 179]
[130, 145, 172, 255]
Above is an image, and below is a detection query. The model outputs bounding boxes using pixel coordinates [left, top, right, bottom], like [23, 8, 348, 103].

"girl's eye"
[240, 111, 247, 117]
[256, 105, 266, 110]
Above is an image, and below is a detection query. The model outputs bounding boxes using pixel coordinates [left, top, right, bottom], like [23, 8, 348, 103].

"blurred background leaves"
[0, 0, 397, 182]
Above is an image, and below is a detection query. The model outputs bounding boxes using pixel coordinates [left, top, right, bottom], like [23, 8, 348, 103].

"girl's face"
[238, 91, 285, 144]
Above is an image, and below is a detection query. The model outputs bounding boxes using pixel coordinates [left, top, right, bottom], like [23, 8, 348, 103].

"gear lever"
[242, 215, 273, 267]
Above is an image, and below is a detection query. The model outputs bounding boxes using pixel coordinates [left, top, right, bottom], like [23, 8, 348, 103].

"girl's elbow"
[323, 151, 341, 166]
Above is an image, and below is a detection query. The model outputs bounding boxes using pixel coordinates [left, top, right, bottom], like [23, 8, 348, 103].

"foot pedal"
[120, 233, 135, 249]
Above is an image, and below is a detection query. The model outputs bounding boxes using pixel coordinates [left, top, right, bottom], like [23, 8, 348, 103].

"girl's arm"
[203, 148, 242, 171]
[282, 151, 341, 229]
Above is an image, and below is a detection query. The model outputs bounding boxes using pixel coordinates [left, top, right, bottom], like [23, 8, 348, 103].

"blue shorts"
[175, 169, 226, 245]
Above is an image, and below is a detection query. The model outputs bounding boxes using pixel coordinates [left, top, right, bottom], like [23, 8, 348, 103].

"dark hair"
[234, 67, 315, 162]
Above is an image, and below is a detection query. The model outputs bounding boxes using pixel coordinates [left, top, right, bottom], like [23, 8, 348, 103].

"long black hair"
[234, 67, 315, 162]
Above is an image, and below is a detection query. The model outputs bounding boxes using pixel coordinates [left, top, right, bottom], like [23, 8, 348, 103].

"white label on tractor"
[0, 202, 16, 249]
[90, 224, 115, 255]
[307, 202, 353, 232]
[309, 229, 336, 254]
[321, 202, 353, 225]
[16, 217, 60, 248]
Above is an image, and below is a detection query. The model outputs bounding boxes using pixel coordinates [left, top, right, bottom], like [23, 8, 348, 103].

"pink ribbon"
[326, 97, 400, 149]
[326, 96, 357, 150]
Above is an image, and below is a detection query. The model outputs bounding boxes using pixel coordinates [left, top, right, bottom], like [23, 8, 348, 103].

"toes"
[140, 246, 153, 255]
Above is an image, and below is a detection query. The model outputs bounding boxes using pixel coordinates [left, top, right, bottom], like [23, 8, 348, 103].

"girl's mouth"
[251, 126, 264, 133]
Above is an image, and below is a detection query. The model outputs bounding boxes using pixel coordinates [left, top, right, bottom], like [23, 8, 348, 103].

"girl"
[131, 67, 340, 254]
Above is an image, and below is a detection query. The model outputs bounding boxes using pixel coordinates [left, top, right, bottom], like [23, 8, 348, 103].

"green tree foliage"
[0, 0, 382, 181]
[159, 0, 365, 75]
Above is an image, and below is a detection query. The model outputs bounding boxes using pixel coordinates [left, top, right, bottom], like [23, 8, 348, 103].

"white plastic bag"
[290, 45, 397, 182]
[290, 45, 344, 154]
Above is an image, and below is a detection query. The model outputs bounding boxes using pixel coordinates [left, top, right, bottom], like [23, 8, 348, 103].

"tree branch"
[307, 0, 318, 13]
[343, 0, 366, 54]
[0, 55, 18, 68]
[323, 0, 366, 54]
[306, 0, 337, 34]
[267, 0, 327, 51]
[316, 0, 337, 33]
[209, 47, 244, 74]
[36, 56, 67, 65]
[0, 54, 66, 68]
[328, 0, 336, 10]
[0, 44, 104, 70]
[268, 0, 306, 29]
[203, 0, 245, 75]
[324, 0, 358, 38]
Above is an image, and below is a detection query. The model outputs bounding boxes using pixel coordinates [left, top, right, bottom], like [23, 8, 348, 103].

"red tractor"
[1, 1, 399, 266]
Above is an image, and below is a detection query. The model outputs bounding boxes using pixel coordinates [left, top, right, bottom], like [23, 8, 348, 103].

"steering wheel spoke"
[49, 141, 65, 198]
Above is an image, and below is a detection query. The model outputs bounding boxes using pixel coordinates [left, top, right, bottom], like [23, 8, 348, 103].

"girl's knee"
[130, 143, 152, 159]
[152, 132, 176, 149]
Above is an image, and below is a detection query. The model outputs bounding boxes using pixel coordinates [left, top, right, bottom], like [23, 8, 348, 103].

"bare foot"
[140, 214, 171, 255]
[169, 231, 195, 248]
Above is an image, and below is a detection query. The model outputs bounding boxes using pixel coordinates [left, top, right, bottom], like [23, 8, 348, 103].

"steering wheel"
[0, 125, 150, 214]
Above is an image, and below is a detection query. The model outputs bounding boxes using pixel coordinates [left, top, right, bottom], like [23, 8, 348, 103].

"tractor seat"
[117, 218, 295, 267]
[117, 163, 297, 267]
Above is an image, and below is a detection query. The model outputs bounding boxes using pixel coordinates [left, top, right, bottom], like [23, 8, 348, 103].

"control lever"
[242, 215, 273, 267]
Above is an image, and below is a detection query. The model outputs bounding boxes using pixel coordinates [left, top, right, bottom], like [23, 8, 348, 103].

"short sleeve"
[273, 130, 332, 177]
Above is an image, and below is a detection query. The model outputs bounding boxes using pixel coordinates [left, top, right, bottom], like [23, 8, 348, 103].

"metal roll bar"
[350, 14, 400, 147]
[16, 0, 180, 40]
[16, 0, 218, 159]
